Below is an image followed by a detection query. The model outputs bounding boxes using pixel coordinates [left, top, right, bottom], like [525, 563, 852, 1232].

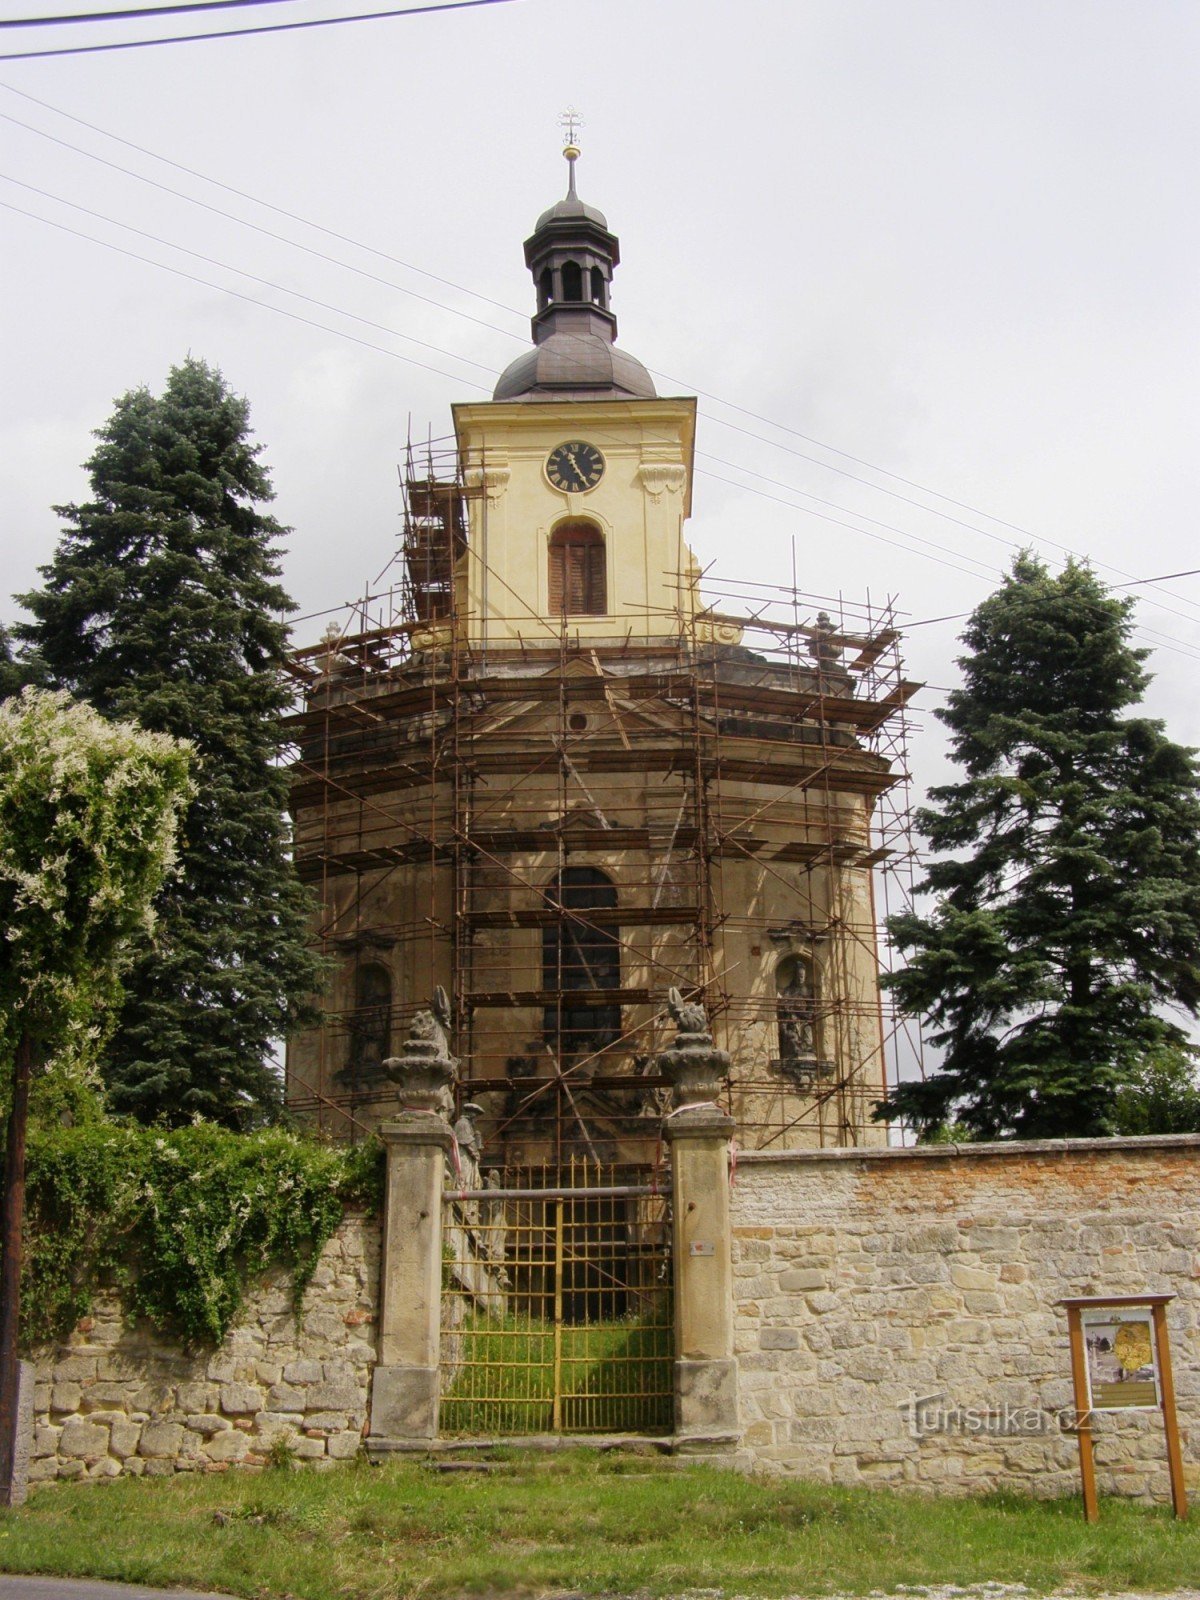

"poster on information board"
[1081, 1306, 1160, 1410]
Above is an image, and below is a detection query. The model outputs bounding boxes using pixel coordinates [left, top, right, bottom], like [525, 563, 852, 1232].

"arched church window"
[590, 266, 606, 307]
[343, 961, 392, 1085]
[548, 521, 606, 617]
[538, 267, 553, 310]
[543, 867, 621, 1056]
[561, 260, 583, 301]
[775, 953, 817, 1066]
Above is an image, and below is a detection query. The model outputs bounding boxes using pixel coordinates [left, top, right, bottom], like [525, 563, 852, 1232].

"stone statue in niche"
[776, 954, 817, 1064]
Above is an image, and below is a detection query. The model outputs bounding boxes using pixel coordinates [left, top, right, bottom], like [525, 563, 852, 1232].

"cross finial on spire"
[559, 107, 582, 197]
[559, 106, 583, 151]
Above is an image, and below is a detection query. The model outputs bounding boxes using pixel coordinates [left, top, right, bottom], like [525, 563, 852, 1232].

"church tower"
[286, 141, 912, 1171]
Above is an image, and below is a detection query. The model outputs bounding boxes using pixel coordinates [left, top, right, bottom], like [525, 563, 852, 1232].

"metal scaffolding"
[283, 433, 926, 1164]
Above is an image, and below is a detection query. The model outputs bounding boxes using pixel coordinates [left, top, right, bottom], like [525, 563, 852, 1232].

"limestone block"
[59, 1419, 110, 1461]
[266, 1383, 306, 1412]
[185, 1415, 230, 1436]
[283, 1359, 324, 1384]
[327, 1430, 362, 1460]
[303, 1411, 347, 1433]
[759, 1328, 800, 1350]
[79, 1384, 130, 1413]
[28, 1458, 59, 1483]
[50, 1383, 82, 1413]
[306, 1378, 361, 1412]
[51, 1355, 97, 1382]
[143, 1458, 175, 1476]
[220, 1382, 264, 1415]
[369, 1364, 438, 1440]
[676, 1357, 739, 1435]
[109, 1421, 142, 1460]
[139, 1422, 184, 1458]
[256, 1363, 282, 1386]
[779, 1269, 826, 1292]
[205, 1429, 250, 1462]
[32, 1423, 61, 1458]
[291, 1435, 326, 1459]
[89, 1458, 122, 1479]
[176, 1382, 215, 1413]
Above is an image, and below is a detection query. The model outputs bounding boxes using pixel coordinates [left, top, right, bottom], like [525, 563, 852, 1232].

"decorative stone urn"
[657, 986, 731, 1111]
[382, 985, 458, 1113]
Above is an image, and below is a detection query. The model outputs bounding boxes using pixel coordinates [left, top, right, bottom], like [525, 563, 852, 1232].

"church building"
[285, 139, 916, 1176]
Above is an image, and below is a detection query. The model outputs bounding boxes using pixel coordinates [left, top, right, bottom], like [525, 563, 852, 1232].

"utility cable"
[0, 110, 524, 341]
[0, 80, 527, 319]
[0, 197, 493, 391]
[0, 0, 516, 60]
[1, 0, 297, 30]
[9, 188, 1197, 664]
[0, 172, 496, 376]
[4, 78, 1196, 627]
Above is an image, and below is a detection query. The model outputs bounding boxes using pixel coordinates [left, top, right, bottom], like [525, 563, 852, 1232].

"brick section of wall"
[30, 1212, 379, 1482]
[731, 1137, 1200, 1500]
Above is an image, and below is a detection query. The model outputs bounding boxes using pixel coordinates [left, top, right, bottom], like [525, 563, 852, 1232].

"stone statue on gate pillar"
[382, 985, 458, 1115]
[658, 987, 731, 1112]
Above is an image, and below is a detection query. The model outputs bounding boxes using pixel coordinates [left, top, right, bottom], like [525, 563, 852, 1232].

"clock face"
[546, 440, 605, 494]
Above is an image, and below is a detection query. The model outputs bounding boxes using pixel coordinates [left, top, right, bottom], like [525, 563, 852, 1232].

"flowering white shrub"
[0, 687, 193, 1078]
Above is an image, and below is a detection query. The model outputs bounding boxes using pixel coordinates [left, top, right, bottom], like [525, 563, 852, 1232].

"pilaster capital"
[637, 462, 687, 502]
[464, 463, 511, 503]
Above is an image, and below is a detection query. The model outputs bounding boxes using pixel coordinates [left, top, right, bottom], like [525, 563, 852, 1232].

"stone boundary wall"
[731, 1134, 1200, 1500]
[30, 1212, 379, 1482]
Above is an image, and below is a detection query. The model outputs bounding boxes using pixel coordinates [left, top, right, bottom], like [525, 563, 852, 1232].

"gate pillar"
[659, 989, 740, 1442]
[369, 993, 458, 1445]
[369, 1115, 455, 1442]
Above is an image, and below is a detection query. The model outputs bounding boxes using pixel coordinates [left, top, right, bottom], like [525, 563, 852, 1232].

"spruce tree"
[17, 358, 322, 1126]
[878, 553, 1200, 1140]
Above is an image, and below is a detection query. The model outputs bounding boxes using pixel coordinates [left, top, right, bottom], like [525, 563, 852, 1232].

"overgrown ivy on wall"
[19, 1124, 383, 1350]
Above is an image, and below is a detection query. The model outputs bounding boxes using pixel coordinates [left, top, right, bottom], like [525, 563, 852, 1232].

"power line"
[0, 0, 516, 59]
[8, 181, 1200, 668]
[3, 79, 1197, 629]
[0, 173, 498, 375]
[2, 0, 296, 30]
[0, 197, 493, 392]
[0, 82, 526, 319]
[0, 110, 523, 342]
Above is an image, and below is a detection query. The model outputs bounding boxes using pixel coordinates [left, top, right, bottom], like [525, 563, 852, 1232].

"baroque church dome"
[493, 148, 657, 403]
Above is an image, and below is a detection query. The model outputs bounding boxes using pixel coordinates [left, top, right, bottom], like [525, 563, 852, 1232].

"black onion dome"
[493, 150, 656, 404]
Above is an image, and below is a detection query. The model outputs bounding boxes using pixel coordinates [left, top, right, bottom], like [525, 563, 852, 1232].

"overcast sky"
[2, 0, 1198, 805]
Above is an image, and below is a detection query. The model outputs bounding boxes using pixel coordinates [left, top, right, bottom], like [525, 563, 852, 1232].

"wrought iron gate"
[440, 1159, 673, 1436]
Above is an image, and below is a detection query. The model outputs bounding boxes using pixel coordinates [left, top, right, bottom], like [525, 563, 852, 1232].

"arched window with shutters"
[548, 520, 606, 617]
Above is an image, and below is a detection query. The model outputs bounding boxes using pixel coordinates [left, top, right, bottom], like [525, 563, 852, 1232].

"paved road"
[0, 1580, 234, 1600]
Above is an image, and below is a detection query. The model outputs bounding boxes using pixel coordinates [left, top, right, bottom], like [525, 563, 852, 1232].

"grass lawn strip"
[0, 1453, 1197, 1600]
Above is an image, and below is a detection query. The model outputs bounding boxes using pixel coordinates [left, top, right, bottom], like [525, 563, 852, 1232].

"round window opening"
[568, 712, 588, 732]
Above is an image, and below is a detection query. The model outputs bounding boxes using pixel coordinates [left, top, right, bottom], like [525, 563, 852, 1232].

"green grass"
[440, 1310, 673, 1435]
[2, 1453, 1200, 1599]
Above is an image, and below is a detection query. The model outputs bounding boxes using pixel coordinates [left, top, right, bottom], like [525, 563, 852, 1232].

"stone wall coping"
[735, 1132, 1200, 1168]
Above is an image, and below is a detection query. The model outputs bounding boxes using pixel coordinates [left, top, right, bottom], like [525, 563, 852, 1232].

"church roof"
[492, 146, 656, 405]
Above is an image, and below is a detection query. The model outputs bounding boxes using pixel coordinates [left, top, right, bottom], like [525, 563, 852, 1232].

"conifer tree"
[17, 358, 322, 1126]
[878, 554, 1200, 1140]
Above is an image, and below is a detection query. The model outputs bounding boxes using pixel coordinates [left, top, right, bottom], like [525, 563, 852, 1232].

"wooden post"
[0, 1031, 33, 1506]
[1152, 1301, 1188, 1519]
[1066, 1304, 1099, 1524]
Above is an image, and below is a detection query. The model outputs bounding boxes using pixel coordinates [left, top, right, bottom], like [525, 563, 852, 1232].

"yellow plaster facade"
[452, 398, 706, 649]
